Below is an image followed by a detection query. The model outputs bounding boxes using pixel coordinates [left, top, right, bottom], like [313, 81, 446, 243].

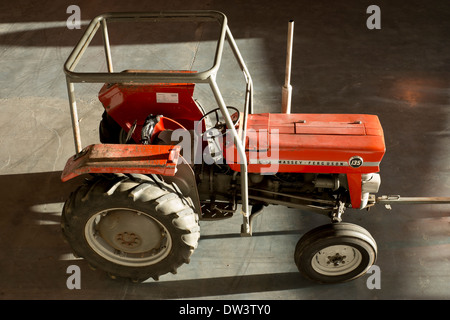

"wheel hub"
[95, 209, 166, 254]
[115, 232, 142, 249]
[311, 245, 362, 276]
[327, 253, 347, 267]
[84, 208, 173, 267]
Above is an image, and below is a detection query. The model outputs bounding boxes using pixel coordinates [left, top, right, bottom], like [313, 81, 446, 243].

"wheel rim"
[85, 208, 172, 267]
[311, 245, 362, 276]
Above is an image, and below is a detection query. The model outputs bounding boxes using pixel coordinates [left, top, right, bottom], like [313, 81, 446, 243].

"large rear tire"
[294, 223, 377, 284]
[61, 174, 200, 281]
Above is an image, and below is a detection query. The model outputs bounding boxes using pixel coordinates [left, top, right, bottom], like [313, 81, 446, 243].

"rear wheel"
[61, 174, 200, 281]
[294, 223, 377, 284]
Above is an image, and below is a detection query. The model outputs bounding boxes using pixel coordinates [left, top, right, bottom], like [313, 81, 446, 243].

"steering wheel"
[196, 106, 241, 137]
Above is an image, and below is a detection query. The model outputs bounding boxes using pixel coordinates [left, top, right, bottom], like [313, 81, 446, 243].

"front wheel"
[61, 174, 200, 281]
[294, 223, 377, 284]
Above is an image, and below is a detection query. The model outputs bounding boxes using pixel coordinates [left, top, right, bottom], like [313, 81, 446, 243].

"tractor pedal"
[200, 201, 235, 220]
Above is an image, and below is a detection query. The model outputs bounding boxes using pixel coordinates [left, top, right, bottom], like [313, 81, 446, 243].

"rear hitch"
[376, 195, 450, 210]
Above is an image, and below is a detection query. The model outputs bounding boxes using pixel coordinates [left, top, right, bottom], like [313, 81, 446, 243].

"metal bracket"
[240, 203, 265, 237]
[331, 200, 346, 223]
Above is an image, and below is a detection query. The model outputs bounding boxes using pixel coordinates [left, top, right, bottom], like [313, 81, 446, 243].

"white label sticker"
[156, 92, 179, 104]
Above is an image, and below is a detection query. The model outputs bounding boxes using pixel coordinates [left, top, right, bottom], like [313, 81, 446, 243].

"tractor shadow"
[0, 171, 318, 299]
[135, 272, 316, 299]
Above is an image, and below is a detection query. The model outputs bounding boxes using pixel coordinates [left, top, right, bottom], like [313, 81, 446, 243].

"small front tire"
[294, 223, 377, 284]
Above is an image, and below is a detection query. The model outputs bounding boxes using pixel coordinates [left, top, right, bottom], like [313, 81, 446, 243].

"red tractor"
[60, 11, 449, 284]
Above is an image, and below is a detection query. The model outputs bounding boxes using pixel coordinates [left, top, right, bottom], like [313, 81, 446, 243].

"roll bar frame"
[64, 11, 254, 233]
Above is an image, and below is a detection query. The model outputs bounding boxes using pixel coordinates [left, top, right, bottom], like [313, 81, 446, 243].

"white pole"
[281, 20, 294, 114]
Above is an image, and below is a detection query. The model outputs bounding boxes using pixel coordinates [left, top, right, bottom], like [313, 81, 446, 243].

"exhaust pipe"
[281, 19, 294, 114]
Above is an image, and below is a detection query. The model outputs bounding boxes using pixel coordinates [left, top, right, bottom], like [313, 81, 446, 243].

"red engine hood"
[227, 113, 386, 175]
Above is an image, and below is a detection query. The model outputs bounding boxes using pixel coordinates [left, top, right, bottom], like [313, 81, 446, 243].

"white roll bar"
[63, 11, 254, 233]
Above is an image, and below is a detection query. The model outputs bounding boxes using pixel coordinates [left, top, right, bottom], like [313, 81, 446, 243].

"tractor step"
[200, 201, 235, 220]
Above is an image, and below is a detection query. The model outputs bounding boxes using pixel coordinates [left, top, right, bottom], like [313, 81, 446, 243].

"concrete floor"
[1, 0, 449, 300]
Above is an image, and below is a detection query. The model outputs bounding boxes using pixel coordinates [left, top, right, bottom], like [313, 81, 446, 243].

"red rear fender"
[61, 144, 180, 182]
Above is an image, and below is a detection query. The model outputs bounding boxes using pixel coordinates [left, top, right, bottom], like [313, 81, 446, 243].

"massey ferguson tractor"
[61, 11, 450, 284]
